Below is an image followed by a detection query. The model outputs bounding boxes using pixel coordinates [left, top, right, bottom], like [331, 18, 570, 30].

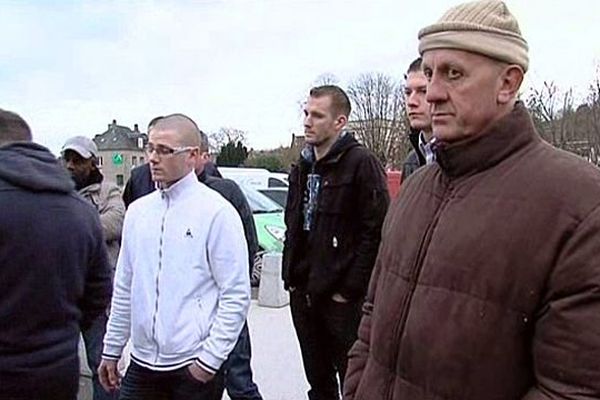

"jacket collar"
[79, 182, 101, 196]
[159, 170, 197, 201]
[408, 130, 426, 166]
[77, 168, 103, 191]
[300, 132, 359, 169]
[435, 102, 541, 179]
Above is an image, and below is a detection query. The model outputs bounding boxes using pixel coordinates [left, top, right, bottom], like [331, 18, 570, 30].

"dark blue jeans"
[82, 313, 119, 400]
[222, 322, 263, 400]
[119, 361, 224, 400]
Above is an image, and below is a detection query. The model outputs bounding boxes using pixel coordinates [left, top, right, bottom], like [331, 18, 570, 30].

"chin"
[434, 133, 464, 143]
[410, 123, 429, 132]
[432, 129, 455, 142]
[409, 116, 422, 126]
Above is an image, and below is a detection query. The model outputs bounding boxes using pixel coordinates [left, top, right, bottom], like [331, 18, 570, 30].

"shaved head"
[0, 109, 32, 146]
[146, 113, 204, 188]
[149, 113, 201, 147]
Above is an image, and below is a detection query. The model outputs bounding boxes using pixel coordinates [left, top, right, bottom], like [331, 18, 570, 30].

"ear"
[497, 65, 524, 105]
[186, 147, 199, 165]
[335, 114, 348, 130]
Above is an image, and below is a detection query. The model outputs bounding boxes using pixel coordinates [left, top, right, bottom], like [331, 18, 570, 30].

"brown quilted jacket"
[344, 103, 600, 400]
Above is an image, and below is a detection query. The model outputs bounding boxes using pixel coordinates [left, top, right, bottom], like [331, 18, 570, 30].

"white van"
[219, 167, 288, 189]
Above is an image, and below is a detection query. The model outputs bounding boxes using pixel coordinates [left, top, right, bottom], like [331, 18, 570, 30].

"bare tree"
[347, 72, 410, 168]
[208, 127, 247, 153]
[580, 69, 600, 165]
[313, 73, 340, 86]
[526, 81, 575, 149]
[526, 77, 600, 165]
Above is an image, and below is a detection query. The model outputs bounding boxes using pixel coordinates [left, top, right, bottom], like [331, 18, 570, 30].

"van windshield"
[241, 185, 284, 213]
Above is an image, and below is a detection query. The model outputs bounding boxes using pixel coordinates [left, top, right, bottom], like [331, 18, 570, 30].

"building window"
[132, 156, 137, 166]
[140, 156, 145, 164]
[116, 174, 124, 187]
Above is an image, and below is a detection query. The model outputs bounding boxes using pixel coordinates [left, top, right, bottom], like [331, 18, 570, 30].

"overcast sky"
[1, 0, 599, 155]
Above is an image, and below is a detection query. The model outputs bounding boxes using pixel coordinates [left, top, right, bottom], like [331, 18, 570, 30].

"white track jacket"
[102, 172, 250, 373]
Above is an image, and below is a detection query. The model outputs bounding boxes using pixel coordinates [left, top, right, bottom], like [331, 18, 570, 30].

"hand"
[98, 359, 121, 392]
[187, 362, 214, 383]
[331, 293, 349, 303]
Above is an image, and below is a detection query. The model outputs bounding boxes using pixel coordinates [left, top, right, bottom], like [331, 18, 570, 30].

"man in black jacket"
[0, 109, 112, 400]
[401, 58, 434, 181]
[121, 117, 262, 400]
[282, 86, 389, 400]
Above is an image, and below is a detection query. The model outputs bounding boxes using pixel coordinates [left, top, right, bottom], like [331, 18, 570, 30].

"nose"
[407, 92, 419, 108]
[426, 73, 447, 104]
[64, 160, 75, 171]
[148, 149, 160, 164]
[303, 114, 311, 129]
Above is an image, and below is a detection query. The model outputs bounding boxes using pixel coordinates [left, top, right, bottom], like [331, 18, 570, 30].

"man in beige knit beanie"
[344, 1, 600, 399]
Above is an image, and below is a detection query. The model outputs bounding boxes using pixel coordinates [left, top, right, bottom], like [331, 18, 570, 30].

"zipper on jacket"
[151, 193, 169, 364]
[385, 179, 454, 400]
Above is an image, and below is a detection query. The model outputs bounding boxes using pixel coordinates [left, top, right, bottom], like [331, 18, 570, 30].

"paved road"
[224, 301, 309, 400]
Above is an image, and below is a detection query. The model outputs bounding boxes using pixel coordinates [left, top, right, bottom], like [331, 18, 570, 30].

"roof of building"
[93, 119, 147, 151]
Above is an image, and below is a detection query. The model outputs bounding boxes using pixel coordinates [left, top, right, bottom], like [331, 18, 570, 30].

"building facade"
[93, 120, 147, 187]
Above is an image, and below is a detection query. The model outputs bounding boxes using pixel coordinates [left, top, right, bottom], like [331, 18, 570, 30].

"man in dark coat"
[344, 1, 600, 399]
[0, 109, 112, 400]
[401, 57, 433, 180]
[283, 85, 389, 400]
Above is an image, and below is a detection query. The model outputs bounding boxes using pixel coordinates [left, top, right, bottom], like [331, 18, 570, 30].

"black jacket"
[282, 134, 389, 301]
[0, 142, 112, 375]
[123, 164, 258, 267]
[401, 130, 427, 181]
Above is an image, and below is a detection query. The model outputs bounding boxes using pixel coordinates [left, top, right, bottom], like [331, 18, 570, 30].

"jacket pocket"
[159, 299, 207, 355]
[194, 297, 209, 341]
[318, 174, 354, 215]
[131, 311, 155, 351]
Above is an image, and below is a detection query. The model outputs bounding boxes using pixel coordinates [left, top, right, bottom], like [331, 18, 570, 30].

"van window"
[240, 185, 283, 213]
[268, 177, 287, 188]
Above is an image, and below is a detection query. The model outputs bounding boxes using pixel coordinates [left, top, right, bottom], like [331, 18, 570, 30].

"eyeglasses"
[144, 144, 194, 157]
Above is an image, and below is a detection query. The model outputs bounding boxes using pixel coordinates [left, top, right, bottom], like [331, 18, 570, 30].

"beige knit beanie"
[418, 0, 529, 71]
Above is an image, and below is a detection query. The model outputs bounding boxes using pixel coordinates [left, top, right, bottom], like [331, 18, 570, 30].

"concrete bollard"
[258, 252, 289, 308]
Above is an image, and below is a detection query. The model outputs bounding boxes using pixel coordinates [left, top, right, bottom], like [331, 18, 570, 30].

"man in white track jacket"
[99, 114, 250, 400]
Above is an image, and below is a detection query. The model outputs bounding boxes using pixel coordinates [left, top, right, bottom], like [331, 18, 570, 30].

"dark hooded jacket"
[344, 103, 600, 400]
[0, 142, 112, 377]
[282, 133, 389, 301]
